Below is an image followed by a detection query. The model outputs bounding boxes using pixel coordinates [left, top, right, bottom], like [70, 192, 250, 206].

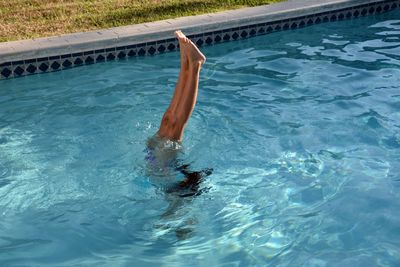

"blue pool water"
[1, 9, 400, 267]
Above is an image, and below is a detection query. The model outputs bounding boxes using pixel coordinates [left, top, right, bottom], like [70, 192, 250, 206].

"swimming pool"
[1, 8, 400, 266]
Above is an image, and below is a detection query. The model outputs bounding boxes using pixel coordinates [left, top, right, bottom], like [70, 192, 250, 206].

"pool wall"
[0, 0, 399, 80]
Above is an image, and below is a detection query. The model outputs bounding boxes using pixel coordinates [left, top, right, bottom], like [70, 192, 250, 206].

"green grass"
[0, 0, 285, 42]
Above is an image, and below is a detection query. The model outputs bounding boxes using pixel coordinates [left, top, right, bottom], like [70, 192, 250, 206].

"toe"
[174, 30, 186, 40]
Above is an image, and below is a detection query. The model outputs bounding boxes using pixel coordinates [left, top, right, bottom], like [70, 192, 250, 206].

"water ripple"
[1, 8, 400, 267]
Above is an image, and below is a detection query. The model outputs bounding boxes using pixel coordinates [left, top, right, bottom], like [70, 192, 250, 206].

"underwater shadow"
[145, 135, 213, 241]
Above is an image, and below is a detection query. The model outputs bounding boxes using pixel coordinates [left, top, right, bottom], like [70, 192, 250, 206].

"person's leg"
[175, 61, 201, 131]
[158, 31, 206, 141]
[165, 31, 189, 115]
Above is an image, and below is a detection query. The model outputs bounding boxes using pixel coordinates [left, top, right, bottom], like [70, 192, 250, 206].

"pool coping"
[1, 0, 399, 79]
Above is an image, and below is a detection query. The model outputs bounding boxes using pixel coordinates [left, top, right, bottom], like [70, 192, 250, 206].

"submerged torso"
[145, 133, 182, 178]
[145, 133, 212, 197]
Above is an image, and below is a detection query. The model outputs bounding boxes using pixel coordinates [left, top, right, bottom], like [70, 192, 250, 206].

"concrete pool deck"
[1, 0, 399, 79]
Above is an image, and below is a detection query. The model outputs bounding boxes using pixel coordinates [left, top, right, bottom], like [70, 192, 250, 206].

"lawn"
[0, 0, 285, 42]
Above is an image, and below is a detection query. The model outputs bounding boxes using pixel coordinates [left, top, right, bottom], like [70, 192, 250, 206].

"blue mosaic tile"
[376, 5, 383, 13]
[205, 36, 213, 45]
[307, 19, 314, 26]
[232, 32, 239, 40]
[222, 34, 230, 41]
[138, 48, 146, 56]
[14, 66, 24, 76]
[96, 55, 105, 62]
[148, 46, 156, 55]
[299, 21, 306, 28]
[384, 4, 390, 11]
[39, 63, 49, 72]
[214, 35, 222, 42]
[361, 8, 368, 16]
[85, 56, 95, 64]
[240, 30, 248, 38]
[0, 63, 11, 69]
[158, 45, 166, 53]
[249, 29, 256, 36]
[323, 16, 329, 22]
[354, 10, 360, 17]
[167, 43, 176, 51]
[157, 41, 167, 48]
[275, 24, 282, 31]
[51, 61, 61, 70]
[258, 27, 266, 34]
[74, 58, 83, 65]
[62, 59, 72, 68]
[196, 39, 204, 46]
[338, 13, 345, 20]
[117, 51, 126, 59]
[369, 7, 375, 14]
[106, 53, 116, 60]
[1, 67, 12, 78]
[291, 22, 298, 29]
[12, 60, 24, 66]
[81, 51, 92, 56]
[26, 64, 37, 74]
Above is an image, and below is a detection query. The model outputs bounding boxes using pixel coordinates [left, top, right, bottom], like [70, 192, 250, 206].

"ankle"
[189, 61, 202, 70]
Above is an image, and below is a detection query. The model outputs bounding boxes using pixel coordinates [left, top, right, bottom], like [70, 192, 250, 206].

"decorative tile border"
[1, 0, 399, 80]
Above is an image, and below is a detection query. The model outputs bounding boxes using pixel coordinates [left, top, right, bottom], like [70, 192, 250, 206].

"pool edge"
[1, 0, 399, 80]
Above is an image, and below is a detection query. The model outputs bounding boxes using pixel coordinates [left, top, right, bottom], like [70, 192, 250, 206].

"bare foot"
[185, 39, 206, 66]
[175, 30, 188, 44]
[175, 31, 189, 69]
[174, 30, 206, 66]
